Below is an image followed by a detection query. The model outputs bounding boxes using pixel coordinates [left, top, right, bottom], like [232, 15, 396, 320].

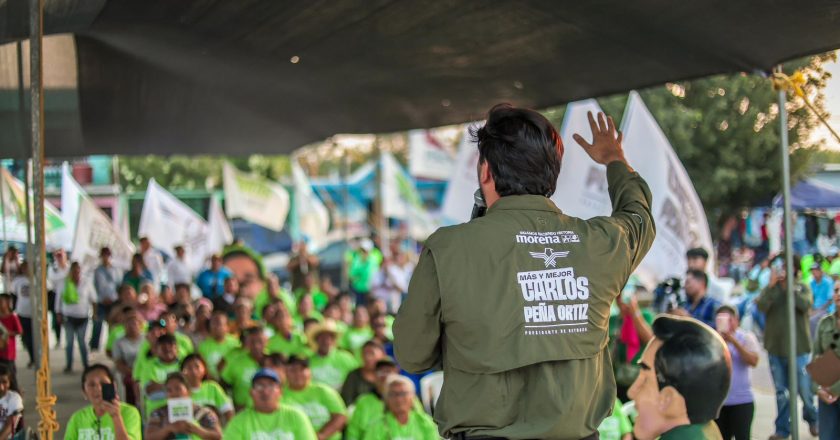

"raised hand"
[572, 111, 628, 167]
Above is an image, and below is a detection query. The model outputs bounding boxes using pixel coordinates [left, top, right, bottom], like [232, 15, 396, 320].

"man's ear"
[479, 161, 492, 185]
[658, 386, 688, 419]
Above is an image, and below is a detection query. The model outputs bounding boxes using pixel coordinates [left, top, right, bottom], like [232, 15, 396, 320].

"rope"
[772, 70, 840, 145]
[35, 288, 59, 438]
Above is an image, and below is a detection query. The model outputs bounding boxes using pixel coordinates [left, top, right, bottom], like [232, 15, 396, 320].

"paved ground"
[15, 334, 820, 439]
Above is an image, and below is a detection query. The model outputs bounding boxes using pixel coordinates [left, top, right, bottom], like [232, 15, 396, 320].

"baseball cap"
[251, 368, 281, 385]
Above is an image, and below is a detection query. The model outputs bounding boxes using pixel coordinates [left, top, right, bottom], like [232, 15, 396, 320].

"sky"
[813, 54, 840, 149]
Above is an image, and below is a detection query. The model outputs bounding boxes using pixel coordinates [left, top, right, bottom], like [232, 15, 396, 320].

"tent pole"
[0, 162, 6, 258]
[341, 146, 350, 292]
[777, 67, 800, 440]
[30, 0, 57, 436]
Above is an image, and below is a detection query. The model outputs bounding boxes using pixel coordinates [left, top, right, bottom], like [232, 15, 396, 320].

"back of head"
[473, 104, 563, 197]
[652, 315, 731, 424]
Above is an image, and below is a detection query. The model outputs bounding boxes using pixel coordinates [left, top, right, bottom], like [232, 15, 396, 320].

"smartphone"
[101, 383, 116, 402]
[715, 314, 730, 333]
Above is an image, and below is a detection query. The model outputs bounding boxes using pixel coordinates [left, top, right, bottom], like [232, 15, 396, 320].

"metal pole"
[30, 0, 57, 436]
[0, 163, 6, 260]
[778, 79, 800, 440]
[341, 147, 350, 291]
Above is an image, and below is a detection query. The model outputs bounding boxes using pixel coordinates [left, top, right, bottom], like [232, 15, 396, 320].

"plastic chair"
[419, 371, 444, 416]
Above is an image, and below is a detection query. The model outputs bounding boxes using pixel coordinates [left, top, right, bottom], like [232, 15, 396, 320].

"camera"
[653, 277, 683, 314]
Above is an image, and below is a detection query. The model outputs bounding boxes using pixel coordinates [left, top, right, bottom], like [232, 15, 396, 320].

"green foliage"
[118, 155, 292, 192]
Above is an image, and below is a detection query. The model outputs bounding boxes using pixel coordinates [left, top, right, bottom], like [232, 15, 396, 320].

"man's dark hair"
[686, 269, 708, 287]
[287, 355, 310, 368]
[156, 333, 177, 346]
[471, 104, 563, 197]
[180, 353, 208, 381]
[715, 304, 739, 319]
[165, 372, 190, 389]
[686, 248, 709, 261]
[651, 315, 731, 424]
[263, 353, 286, 367]
[174, 283, 191, 292]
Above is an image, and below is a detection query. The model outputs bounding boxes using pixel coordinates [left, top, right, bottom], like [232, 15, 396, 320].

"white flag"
[380, 152, 437, 240]
[0, 167, 68, 247]
[291, 163, 330, 247]
[222, 163, 289, 232]
[207, 197, 233, 255]
[138, 179, 210, 273]
[72, 196, 136, 272]
[621, 91, 714, 284]
[440, 126, 481, 224]
[408, 129, 456, 181]
[551, 100, 612, 218]
[61, 162, 85, 250]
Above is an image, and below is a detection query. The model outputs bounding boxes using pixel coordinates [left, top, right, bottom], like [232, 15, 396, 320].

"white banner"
[0, 167, 68, 248]
[222, 162, 289, 232]
[440, 126, 481, 224]
[72, 196, 135, 272]
[61, 162, 84, 250]
[138, 179, 210, 273]
[551, 100, 612, 218]
[291, 163, 330, 248]
[381, 152, 437, 240]
[408, 129, 456, 181]
[207, 197, 233, 255]
[621, 91, 714, 284]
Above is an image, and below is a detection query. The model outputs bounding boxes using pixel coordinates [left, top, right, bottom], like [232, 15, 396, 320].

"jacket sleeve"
[603, 161, 656, 271]
[794, 283, 813, 313]
[393, 247, 442, 373]
[755, 284, 782, 313]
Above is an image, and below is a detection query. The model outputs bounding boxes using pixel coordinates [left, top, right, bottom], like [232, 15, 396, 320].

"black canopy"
[2, 0, 840, 157]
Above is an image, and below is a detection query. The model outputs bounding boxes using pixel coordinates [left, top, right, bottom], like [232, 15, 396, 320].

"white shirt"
[47, 263, 70, 296]
[10, 276, 31, 318]
[167, 257, 192, 287]
[0, 391, 22, 433]
[143, 248, 166, 287]
[55, 278, 95, 319]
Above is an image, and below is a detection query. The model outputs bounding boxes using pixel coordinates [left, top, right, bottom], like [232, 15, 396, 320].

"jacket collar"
[486, 195, 561, 214]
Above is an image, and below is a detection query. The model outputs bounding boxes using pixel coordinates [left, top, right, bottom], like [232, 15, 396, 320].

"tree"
[546, 54, 834, 227]
[117, 155, 292, 192]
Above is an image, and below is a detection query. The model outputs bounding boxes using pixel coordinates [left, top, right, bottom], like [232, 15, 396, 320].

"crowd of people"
[0, 226, 839, 439]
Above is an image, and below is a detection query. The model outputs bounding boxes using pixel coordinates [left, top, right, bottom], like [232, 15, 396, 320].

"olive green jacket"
[394, 161, 655, 440]
[756, 281, 813, 357]
[812, 313, 840, 395]
[660, 422, 723, 440]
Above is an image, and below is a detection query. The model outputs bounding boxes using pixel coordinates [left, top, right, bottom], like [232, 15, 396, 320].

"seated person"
[135, 334, 184, 416]
[346, 358, 400, 440]
[197, 311, 240, 381]
[223, 369, 317, 439]
[65, 364, 142, 440]
[628, 315, 731, 440]
[181, 354, 234, 425]
[220, 326, 267, 410]
[361, 374, 438, 440]
[283, 356, 347, 440]
[0, 365, 22, 440]
[341, 340, 386, 405]
[306, 321, 358, 390]
[112, 310, 145, 406]
[145, 372, 221, 440]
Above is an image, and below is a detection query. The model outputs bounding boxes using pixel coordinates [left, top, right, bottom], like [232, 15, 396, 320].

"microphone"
[470, 189, 487, 220]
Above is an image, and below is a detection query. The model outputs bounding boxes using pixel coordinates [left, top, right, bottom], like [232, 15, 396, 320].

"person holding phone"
[811, 288, 840, 440]
[756, 255, 819, 439]
[65, 364, 142, 440]
[713, 305, 760, 440]
[145, 372, 222, 440]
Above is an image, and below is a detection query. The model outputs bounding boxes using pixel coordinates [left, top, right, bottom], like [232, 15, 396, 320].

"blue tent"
[773, 178, 840, 209]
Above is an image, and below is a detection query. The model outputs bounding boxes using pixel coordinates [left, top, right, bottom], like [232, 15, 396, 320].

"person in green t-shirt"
[220, 326, 267, 409]
[295, 273, 330, 311]
[294, 293, 324, 327]
[284, 356, 347, 440]
[135, 313, 194, 371]
[348, 239, 382, 306]
[346, 358, 400, 440]
[197, 311, 240, 381]
[65, 364, 142, 440]
[361, 374, 438, 440]
[145, 372, 222, 440]
[136, 333, 183, 415]
[267, 306, 309, 357]
[181, 354, 234, 424]
[597, 398, 633, 440]
[340, 307, 374, 357]
[306, 321, 360, 390]
[224, 368, 317, 440]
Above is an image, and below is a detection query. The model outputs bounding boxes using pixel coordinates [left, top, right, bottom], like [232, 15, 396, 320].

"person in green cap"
[307, 320, 359, 390]
[223, 368, 317, 440]
[361, 374, 438, 440]
[394, 106, 655, 440]
[283, 356, 348, 440]
[65, 364, 142, 440]
[197, 311, 240, 381]
[220, 326, 267, 409]
[627, 315, 731, 440]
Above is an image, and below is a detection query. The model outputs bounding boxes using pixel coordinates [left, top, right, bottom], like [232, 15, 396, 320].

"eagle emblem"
[529, 248, 570, 268]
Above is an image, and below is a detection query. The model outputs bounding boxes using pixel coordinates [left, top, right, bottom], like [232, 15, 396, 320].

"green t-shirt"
[192, 380, 234, 416]
[347, 392, 427, 440]
[223, 407, 318, 440]
[135, 331, 194, 368]
[220, 351, 261, 407]
[660, 422, 723, 440]
[282, 383, 347, 440]
[340, 327, 374, 356]
[105, 324, 126, 352]
[829, 259, 840, 277]
[64, 403, 142, 440]
[310, 349, 360, 390]
[198, 334, 241, 380]
[267, 331, 309, 357]
[348, 251, 382, 294]
[597, 400, 632, 440]
[135, 358, 182, 414]
[361, 411, 438, 440]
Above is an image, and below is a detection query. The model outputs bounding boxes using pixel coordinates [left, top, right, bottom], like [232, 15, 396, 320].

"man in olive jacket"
[394, 105, 656, 440]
